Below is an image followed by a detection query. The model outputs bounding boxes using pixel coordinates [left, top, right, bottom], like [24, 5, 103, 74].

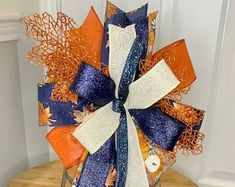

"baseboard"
[198, 171, 235, 187]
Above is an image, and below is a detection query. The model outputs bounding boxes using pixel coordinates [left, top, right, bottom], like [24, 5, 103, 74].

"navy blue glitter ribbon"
[71, 63, 115, 106]
[129, 108, 186, 151]
[76, 136, 115, 186]
[135, 18, 148, 60]
[71, 38, 185, 186]
[134, 17, 148, 79]
[113, 37, 144, 187]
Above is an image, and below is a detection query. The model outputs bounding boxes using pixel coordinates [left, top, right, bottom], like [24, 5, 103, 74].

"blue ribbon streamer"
[115, 111, 128, 187]
[76, 136, 115, 187]
[113, 37, 144, 186]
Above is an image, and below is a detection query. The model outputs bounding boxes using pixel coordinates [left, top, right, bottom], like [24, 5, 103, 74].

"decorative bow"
[24, 3, 206, 186]
[72, 24, 184, 187]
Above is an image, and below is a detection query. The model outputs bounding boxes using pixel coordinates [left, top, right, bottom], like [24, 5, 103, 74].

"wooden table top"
[8, 160, 198, 187]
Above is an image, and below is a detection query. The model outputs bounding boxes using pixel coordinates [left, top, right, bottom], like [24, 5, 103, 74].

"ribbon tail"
[76, 136, 115, 187]
[73, 102, 120, 154]
[125, 112, 149, 187]
[115, 111, 128, 187]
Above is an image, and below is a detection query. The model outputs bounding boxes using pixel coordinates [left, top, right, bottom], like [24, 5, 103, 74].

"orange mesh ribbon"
[25, 8, 103, 103]
[159, 98, 205, 155]
[140, 39, 196, 100]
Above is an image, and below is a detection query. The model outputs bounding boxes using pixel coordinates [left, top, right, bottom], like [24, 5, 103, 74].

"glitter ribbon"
[72, 24, 182, 187]
[129, 108, 185, 151]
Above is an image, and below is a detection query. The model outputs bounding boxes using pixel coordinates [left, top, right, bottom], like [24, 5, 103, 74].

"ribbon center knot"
[112, 98, 125, 113]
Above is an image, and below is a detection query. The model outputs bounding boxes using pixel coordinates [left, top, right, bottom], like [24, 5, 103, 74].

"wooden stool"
[7, 160, 198, 187]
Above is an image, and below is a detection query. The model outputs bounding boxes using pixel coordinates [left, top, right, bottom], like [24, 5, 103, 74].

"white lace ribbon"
[73, 24, 180, 187]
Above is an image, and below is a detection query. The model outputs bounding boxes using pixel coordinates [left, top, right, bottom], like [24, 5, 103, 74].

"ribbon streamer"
[73, 24, 181, 187]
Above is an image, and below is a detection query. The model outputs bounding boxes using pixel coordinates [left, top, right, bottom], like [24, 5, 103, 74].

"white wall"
[17, 0, 50, 168]
[159, 0, 223, 182]
[0, 2, 50, 187]
[60, 0, 160, 25]
[0, 2, 29, 186]
[199, 1, 235, 186]
[0, 0, 22, 13]
[0, 41, 28, 187]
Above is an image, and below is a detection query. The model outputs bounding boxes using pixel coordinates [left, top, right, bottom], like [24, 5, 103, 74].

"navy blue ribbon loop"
[129, 108, 186, 151]
[71, 63, 115, 106]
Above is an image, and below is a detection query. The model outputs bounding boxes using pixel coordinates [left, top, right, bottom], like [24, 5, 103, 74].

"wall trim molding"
[39, 0, 61, 161]
[198, 171, 235, 187]
[39, 0, 61, 15]
[198, 0, 235, 185]
[157, 0, 175, 49]
[0, 13, 21, 43]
